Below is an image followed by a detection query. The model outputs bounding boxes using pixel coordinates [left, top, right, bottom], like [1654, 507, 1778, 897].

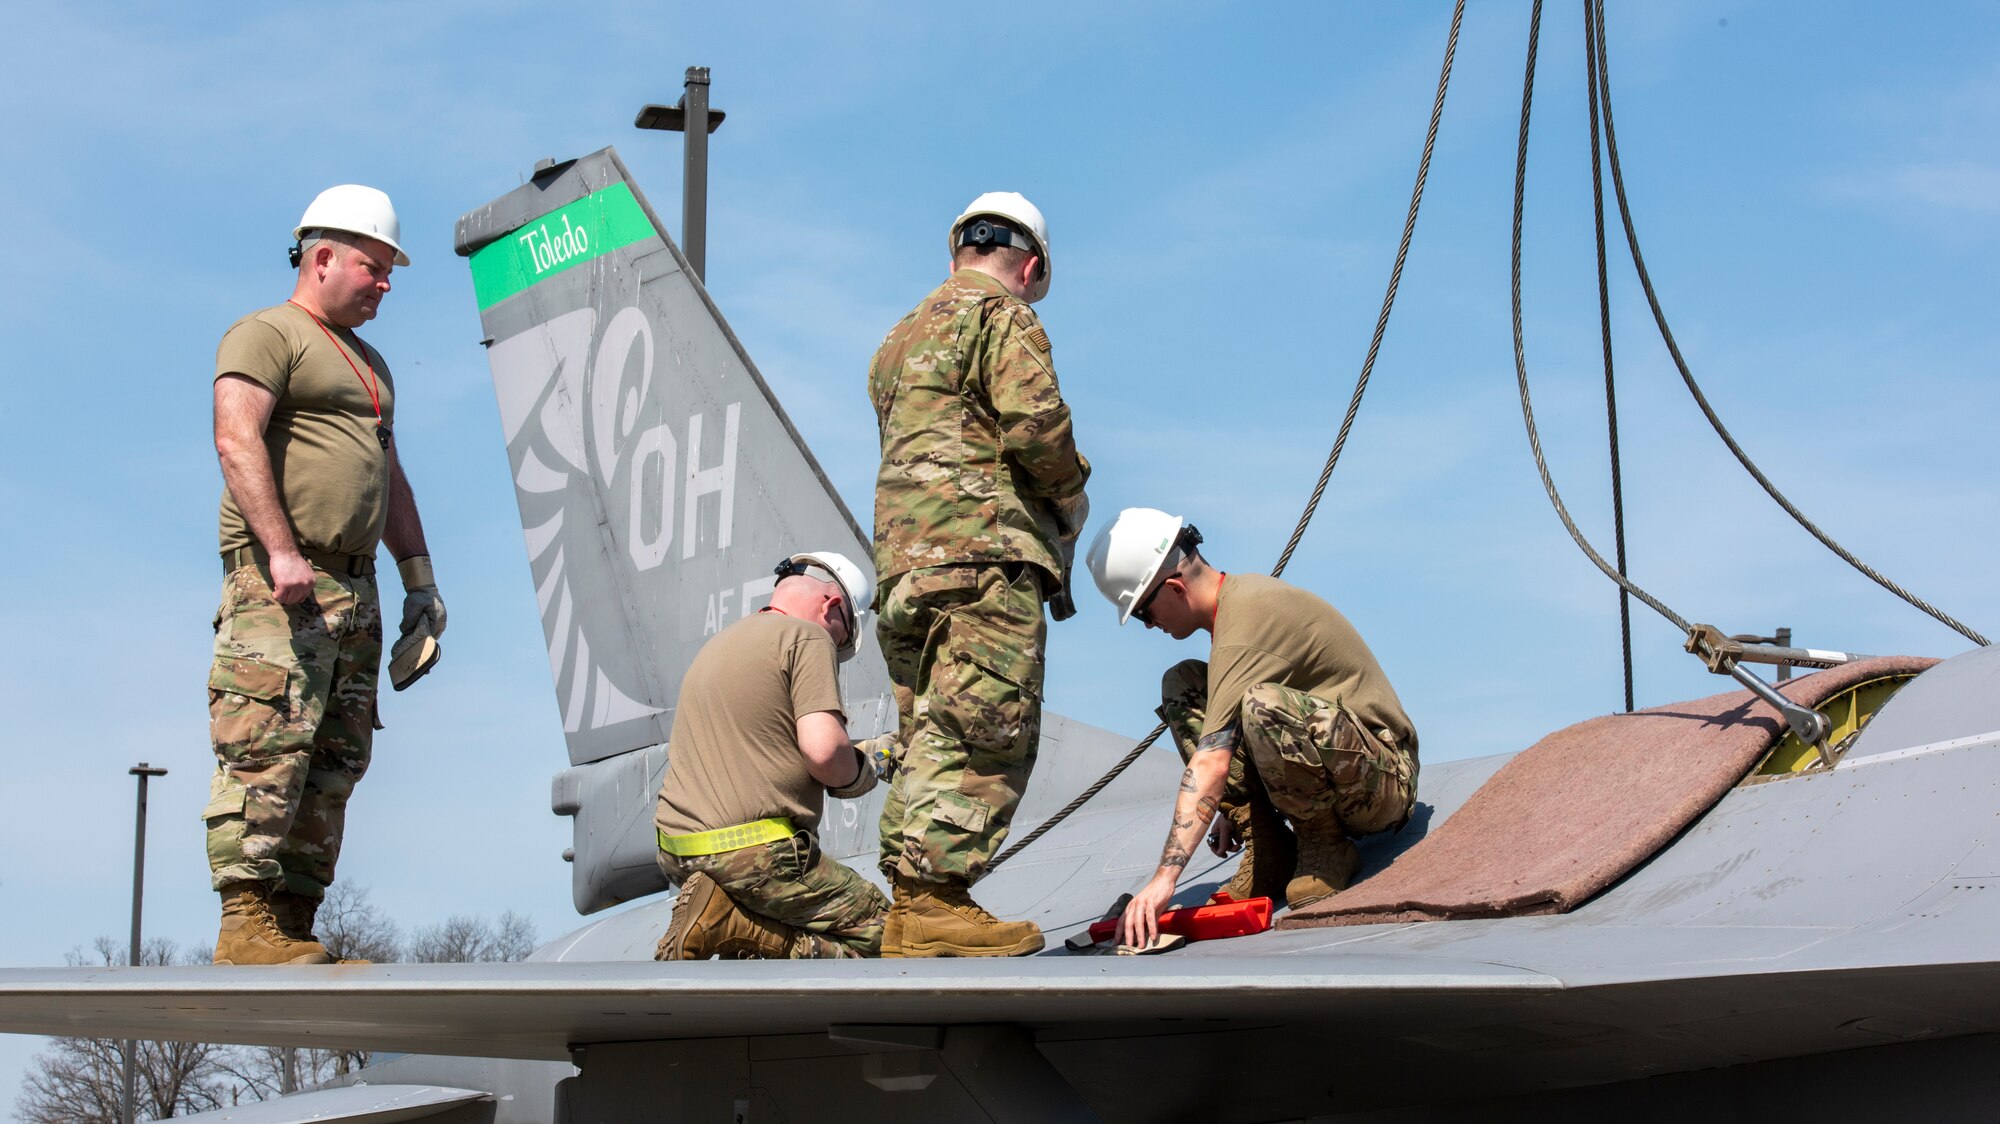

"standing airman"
[205, 185, 445, 965]
[869, 193, 1090, 956]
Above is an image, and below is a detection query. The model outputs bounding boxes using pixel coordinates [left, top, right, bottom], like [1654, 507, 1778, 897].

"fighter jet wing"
[170, 1083, 490, 1124]
[0, 953, 1560, 1062]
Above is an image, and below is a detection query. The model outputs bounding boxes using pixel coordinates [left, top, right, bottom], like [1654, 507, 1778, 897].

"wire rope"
[1585, 0, 1987, 647]
[1512, 0, 1695, 638]
[1271, 1, 1467, 579]
[987, 1, 1468, 872]
[1583, 0, 1636, 712]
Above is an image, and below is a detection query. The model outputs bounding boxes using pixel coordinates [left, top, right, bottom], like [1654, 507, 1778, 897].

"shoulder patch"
[1026, 325, 1051, 354]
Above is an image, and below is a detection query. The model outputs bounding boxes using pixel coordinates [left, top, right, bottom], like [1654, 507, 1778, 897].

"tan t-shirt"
[215, 302, 395, 557]
[1207, 573, 1417, 752]
[655, 611, 846, 837]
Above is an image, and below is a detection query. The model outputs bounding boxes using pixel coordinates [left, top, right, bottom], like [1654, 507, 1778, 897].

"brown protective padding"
[1278, 655, 1938, 930]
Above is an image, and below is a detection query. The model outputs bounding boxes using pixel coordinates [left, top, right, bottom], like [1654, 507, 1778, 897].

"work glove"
[1053, 491, 1091, 543]
[397, 555, 447, 639]
[1048, 492, 1088, 623]
[389, 555, 446, 691]
[826, 745, 882, 801]
[855, 733, 901, 782]
[1049, 569, 1078, 622]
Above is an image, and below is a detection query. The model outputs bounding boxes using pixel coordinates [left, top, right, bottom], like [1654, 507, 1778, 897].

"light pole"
[123, 762, 166, 1124]
[634, 66, 727, 282]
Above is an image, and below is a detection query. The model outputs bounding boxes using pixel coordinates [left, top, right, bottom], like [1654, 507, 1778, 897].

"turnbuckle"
[1685, 624, 1838, 769]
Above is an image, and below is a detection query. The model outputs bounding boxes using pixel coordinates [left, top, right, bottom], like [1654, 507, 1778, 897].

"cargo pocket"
[1244, 684, 1331, 772]
[200, 783, 247, 826]
[208, 655, 287, 703]
[931, 643, 1039, 760]
[772, 831, 812, 882]
[1240, 684, 1338, 821]
[1328, 702, 1410, 835]
[882, 565, 984, 638]
[933, 791, 990, 836]
[208, 655, 290, 755]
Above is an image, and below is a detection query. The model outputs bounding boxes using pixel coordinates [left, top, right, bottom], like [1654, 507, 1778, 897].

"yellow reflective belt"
[657, 817, 794, 857]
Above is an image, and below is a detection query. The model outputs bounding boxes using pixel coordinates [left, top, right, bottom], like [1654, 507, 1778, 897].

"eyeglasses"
[1132, 572, 1179, 626]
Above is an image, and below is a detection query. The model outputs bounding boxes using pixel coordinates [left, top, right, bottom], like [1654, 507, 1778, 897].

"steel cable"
[988, 1, 1468, 873]
[1585, 0, 1988, 647]
[1271, 0, 1467, 579]
[1584, 0, 1636, 712]
[1513, 0, 1695, 638]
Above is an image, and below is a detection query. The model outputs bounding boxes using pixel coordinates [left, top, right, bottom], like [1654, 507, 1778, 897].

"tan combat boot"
[655, 873, 798, 960]
[272, 890, 372, 964]
[1210, 800, 1296, 905]
[879, 885, 907, 959]
[893, 875, 1044, 957]
[214, 882, 334, 966]
[1285, 817, 1361, 909]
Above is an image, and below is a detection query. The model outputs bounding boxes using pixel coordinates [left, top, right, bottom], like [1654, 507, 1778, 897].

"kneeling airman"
[1085, 509, 1419, 947]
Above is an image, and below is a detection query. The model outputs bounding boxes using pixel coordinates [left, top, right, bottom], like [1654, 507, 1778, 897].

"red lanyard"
[288, 300, 387, 445]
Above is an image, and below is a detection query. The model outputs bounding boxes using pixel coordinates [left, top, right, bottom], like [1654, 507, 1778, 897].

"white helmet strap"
[1144, 524, 1204, 600]
[773, 556, 852, 622]
[957, 217, 1044, 277]
[288, 229, 323, 269]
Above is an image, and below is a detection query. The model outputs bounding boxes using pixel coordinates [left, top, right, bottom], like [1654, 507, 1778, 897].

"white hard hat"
[781, 550, 874, 661]
[949, 191, 1051, 303]
[1086, 508, 1194, 626]
[293, 184, 410, 266]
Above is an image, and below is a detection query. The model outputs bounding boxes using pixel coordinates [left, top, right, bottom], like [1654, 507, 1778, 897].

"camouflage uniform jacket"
[870, 269, 1089, 589]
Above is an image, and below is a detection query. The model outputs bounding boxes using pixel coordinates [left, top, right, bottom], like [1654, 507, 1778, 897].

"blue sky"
[4, 0, 1997, 1103]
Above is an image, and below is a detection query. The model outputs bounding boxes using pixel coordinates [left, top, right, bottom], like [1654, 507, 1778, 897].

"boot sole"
[898, 933, 1046, 958]
[212, 953, 334, 966]
[1286, 882, 1350, 910]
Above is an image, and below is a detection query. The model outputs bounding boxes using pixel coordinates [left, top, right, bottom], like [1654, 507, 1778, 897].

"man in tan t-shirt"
[1085, 508, 1420, 948]
[204, 185, 444, 966]
[653, 552, 897, 960]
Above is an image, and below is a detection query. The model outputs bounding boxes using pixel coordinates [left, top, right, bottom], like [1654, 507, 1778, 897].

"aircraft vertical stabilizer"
[455, 150, 893, 912]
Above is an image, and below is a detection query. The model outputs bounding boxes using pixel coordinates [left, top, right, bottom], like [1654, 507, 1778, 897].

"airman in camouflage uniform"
[1086, 513, 1416, 950]
[870, 194, 1089, 957]
[205, 187, 443, 966]
[653, 557, 891, 961]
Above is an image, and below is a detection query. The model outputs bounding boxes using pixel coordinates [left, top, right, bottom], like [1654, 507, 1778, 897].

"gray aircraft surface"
[4, 149, 1997, 1124]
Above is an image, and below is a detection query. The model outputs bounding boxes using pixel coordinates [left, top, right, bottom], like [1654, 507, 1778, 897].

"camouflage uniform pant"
[875, 563, 1046, 883]
[203, 562, 381, 897]
[658, 831, 888, 958]
[1159, 659, 1260, 808]
[1159, 661, 1418, 835]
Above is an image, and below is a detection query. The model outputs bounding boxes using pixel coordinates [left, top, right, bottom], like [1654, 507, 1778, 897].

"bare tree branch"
[15, 888, 541, 1119]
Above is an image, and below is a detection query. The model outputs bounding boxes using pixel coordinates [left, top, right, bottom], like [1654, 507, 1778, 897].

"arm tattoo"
[1194, 722, 1240, 755]
[1161, 764, 1220, 872]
